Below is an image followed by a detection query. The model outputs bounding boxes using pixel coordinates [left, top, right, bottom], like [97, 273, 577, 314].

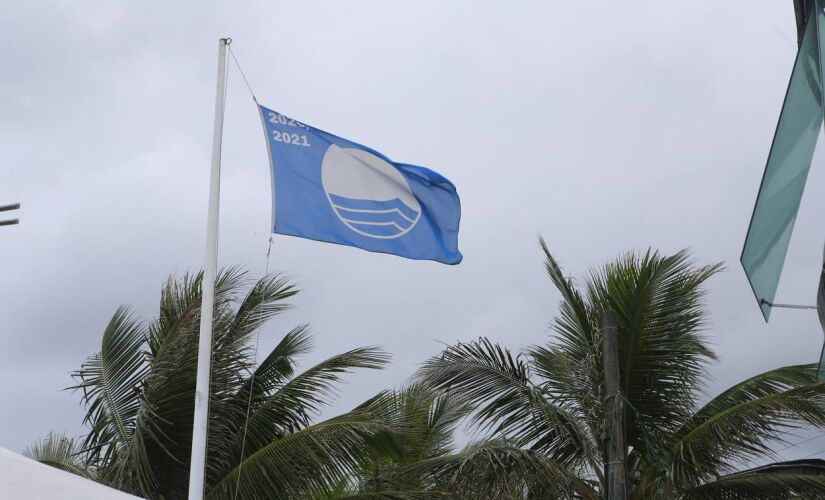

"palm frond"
[323, 493, 449, 500]
[528, 344, 600, 432]
[669, 364, 825, 487]
[685, 469, 825, 499]
[148, 267, 248, 357]
[539, 244, 722, 473]
[396, 439, 599, 499]
[585, 249, 720, 437]
[70, 306, 148, 473]
[217, 273, 298, 350]
[24, 432, 96, 480]
[36, 267, 415, 499]
[540, 237, 595, 360]
[207, 415, 393, 500]
[233, 324, 314, 404]
[417, 338, 591, 466]
[356, 384, 472, 463]
[212, 325, 315, 482]
[237, 346, 391, 459]
[306, 479, 449, 500]
[124, 268, 267, 497]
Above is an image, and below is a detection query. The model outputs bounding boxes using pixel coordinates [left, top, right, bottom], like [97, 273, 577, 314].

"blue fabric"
[259, 104, 462, 264]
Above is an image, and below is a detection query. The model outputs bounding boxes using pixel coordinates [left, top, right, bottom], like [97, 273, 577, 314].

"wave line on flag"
[330, 194, 418, 236]
[348, 220, 405, 229]
[328, 194, 418, 220]
[332, 207, 417, 226]
[330, 196, 416, 224]
[330, 203, 416, 222]
[331, 210, 414, 230]
[348, 221, 414, 238]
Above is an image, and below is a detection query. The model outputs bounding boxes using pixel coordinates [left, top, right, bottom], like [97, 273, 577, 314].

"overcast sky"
[3, 0, 825, 461]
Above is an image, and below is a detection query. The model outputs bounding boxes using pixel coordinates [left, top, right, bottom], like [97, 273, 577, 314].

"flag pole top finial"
[221, 37, 232, 45]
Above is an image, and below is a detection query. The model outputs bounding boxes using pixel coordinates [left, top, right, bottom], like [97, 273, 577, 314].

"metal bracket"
[760, 299, 817, 310]
[0, 202, 20, 226]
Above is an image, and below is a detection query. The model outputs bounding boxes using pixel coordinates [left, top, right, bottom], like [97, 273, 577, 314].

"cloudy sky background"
[3, 0, 825, 462]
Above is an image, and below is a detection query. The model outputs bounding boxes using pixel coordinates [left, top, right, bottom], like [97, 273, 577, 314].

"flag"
[258, 104, 462, 264]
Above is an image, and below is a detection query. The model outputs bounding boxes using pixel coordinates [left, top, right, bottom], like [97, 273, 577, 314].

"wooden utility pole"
[602, 310, 627, 500]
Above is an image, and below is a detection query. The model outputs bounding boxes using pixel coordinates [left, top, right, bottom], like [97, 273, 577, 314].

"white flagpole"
[188, 37, 230, 500]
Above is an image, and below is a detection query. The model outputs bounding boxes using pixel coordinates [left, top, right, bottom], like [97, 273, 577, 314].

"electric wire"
[774, 25, 797, 50]
[776, 432, 825, 453]
[798, 445, 825, 460]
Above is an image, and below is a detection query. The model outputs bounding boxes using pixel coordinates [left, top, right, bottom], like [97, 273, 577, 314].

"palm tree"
[318, 383, 587, 499]
[416, 241, 825, 498]
[351, 384, 472, 495]
[26, 268, 392, 499]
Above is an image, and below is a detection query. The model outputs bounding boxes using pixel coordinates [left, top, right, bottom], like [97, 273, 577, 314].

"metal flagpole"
[188, 37, 230, 500]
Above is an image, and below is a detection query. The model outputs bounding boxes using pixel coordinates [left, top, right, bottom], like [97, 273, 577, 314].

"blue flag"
[258, 104, 462, 264]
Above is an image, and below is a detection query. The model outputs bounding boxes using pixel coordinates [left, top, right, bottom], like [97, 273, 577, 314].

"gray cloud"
[2, 0, 824, 462]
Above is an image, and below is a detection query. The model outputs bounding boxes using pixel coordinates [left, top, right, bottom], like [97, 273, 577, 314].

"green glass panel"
[741, 5, 823, 321]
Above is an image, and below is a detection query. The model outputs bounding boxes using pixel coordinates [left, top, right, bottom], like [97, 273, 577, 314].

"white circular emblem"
[321, 145, 421, 239]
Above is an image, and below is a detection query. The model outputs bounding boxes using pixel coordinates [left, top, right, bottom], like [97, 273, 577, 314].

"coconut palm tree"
[416, 241, 825, 498]
[26, 268, 393, 499]
[299, 384, 470, 499]
[321, 384, 590, 499]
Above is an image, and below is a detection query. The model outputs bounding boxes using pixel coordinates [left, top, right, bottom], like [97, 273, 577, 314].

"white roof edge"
[0, 447, 144, 499]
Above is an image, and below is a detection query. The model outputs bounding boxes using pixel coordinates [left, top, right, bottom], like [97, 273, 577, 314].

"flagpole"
[188, 37, 230, 500]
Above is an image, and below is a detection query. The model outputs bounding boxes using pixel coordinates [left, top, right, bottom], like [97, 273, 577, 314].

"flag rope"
[233, 234, 275, 500]
[228, 45, 258, 102]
